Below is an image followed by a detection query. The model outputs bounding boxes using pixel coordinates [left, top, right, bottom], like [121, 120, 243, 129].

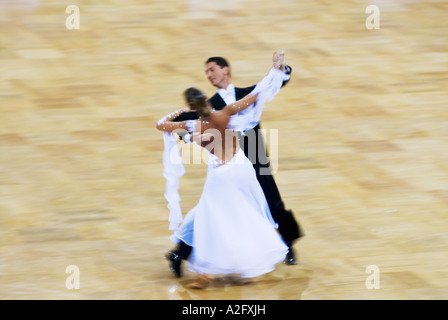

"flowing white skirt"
[174, 149, 288, 278]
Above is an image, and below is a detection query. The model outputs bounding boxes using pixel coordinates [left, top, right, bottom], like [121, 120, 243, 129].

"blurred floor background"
[1, 0, 448, 299]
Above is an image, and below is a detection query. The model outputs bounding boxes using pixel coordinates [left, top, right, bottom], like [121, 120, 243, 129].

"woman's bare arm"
[156, 120, 189, 132]
[155, 108, 189, 132]
[221, 93, 259, 117]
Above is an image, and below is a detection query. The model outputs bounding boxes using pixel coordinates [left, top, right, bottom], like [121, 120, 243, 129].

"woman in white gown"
[156, 55, 288, 288]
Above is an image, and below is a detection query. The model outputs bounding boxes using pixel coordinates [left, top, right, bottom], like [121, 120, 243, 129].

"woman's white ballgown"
[174, 149, 288, 278]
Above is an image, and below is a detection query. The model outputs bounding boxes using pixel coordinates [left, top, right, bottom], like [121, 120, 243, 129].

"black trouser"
[240, 124, 302, 245]
[172, 124, 303, 260]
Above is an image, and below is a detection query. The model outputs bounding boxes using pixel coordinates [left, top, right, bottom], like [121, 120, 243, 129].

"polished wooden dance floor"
[1, 0, 448, 300]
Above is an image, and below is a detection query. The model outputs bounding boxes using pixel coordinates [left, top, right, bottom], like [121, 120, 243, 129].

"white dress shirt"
[217, 83, 237, 105]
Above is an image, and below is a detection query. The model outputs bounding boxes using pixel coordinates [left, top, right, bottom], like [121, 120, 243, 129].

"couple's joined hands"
[273, 50, 286, 71]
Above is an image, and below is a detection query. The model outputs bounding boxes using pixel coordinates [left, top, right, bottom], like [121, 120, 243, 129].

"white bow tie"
[218, 84, 235, 97]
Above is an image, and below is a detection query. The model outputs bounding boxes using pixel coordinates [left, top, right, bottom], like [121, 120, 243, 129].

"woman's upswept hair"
[184, 87, 211, 118]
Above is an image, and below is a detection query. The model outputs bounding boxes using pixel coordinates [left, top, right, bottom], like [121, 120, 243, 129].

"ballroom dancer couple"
[156, 51, 304, 288]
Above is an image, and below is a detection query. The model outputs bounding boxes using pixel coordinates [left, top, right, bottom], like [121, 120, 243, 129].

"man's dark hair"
[205, 57, 231, 77]
[205, 56, 230, 69]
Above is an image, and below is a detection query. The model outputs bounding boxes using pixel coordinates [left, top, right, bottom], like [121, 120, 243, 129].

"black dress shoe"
[165, 252, 182, 277]
[285, 247, 297, 265]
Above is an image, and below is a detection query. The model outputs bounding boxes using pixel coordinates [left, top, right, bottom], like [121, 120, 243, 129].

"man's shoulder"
[208, 93, 226, 110]
[235, 85, 256, 99]
[236, 85, 256, 93]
